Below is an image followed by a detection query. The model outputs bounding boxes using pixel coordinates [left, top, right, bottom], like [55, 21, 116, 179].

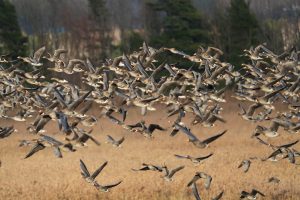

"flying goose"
[257, 137, 298, 162]
[93, 180, 122, 192]
[238, 160, 251, 173]
[23, 134, 75, 159]
[257, 86, 286, 106]
[132, 163, 163, 172]
[106, 135, 125, 147]
[161, 165, 185, 181]
[39, 134, 75, 157]
[238, 103, 262, 121]
[80, 160, 121, 192]
[174, 153, 213, 164]
[0, 126, 15, 139]
[127, 121, 165, 138]
[18, 46, 46, 66]
[201, 113, 226, 127]
[252, 119, 283, 138]
[55, 112, 72, 134]
[264, 146, 296, 163]
[80, 116, 98, 127]
[175, 123, 227, 148]
[268, 177, 280, 183]
[72, 128, 100, 147]
[67, 90, 93, 111]
[240, 189, 265, 199]
[43, 49, 67, 62]
[34, 114, 52, 133]
[7, 109, 30, 122]
[80, 159, 107, 184]
[187, 172, 212, 190]
[24, 141, 45, 159]
[63, 59, 86, 74]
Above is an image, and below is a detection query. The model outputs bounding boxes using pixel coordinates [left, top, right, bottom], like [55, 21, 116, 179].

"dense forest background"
[0, 0, 299, 66]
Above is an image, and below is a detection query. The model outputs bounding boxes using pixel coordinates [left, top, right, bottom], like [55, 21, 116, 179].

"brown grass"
[0, 100, 299, 200]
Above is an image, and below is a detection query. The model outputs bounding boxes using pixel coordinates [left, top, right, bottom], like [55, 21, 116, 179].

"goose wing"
[191, 182, 201, 200]
[33, 46, 46, 62]
[53, 146, 62, 158]
[24, 142, 45, 159]
[91, 161, 108, 180]
[202, 130, 227, 145]
[79, 159, 90, 178]
[106, 135, 116, 144]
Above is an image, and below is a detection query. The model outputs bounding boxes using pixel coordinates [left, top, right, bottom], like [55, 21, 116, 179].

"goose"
[132, 163, 163, 172]
[43, 49, 67, 62]
[17, 46, 46, 66]
[238, 103, 262, 121]
[161, 165, 184, 181]
[39, 134, 76, 157]
[0, 126, 15, 139]
[24, 141, 45, 159]
[93, 180, 122, 192]
[55, 112, 72, 134]
[79, 160, 122, 192]
[72, 128, 100, 147]
[257, 137, 298, 162]
[253, 117, 293, 138]
[32, 114, 52, 134]
[240, 189, 265, 199]
[238, 160, 251, 173]
[67, 90, 93, 111]
[201, 113, 226, 127]
[63, 59, 86, 74]
[268, 177, 280, 183]
[80, 159, 107, 184]
[126, 121, 165, 138]
[80, 116, 98, 127]
[23, 135, 75, 159]
[106, 135, 125, 147]
[187, 172, 212, 190]
[175, 122, 227, 148]
[256, 86, 286, 106]
[174, 153, 213, 165]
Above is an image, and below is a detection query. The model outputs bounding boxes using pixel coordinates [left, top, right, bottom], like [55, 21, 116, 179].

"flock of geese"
[0, 42, 299, 199]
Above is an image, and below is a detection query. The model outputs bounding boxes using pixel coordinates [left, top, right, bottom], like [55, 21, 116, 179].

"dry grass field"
[0, 99, 299, 200]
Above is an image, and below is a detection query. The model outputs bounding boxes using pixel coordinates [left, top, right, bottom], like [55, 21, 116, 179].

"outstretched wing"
[148, 124, 165, 133]
[33, 46, 46, 61]
[196, 153, 213, 161]
[53, 146, 62, 158]
[118, 137, 125, 144]
[204, 175, 212, 189]
[175, 123, 198, 141]
[79, 159, 90, 178]
[102, 180, 122, 190]
[202, 130, 227, 145]
[106, 135, 116, 144]
[91, 161, 108, 180]
[174, 154, 189, 159]
[212, 191, 224, 200]
[191, 182, 201, 200]
[24, 142, 45, 159]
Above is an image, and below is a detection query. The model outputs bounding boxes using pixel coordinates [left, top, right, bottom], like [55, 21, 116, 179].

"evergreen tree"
[0, 0, 27, 57]
[87, 0, 111, 59]
[147, 0, 211, 54]
[227, 0, 262, 66]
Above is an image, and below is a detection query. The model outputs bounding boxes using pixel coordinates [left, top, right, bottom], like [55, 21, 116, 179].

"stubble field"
[0, 99, 299, 200]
